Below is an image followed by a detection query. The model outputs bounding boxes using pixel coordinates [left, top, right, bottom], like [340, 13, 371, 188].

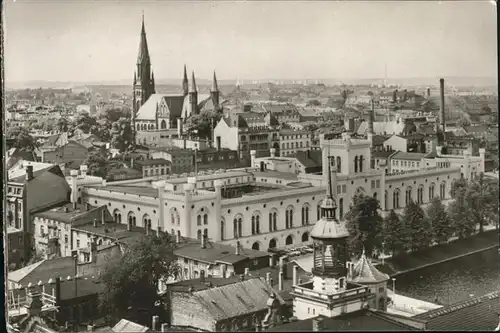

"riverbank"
[376, 229, 498, 277]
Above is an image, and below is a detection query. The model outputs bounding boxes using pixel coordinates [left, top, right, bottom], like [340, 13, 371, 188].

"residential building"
[389, 152, 426, 174]
[279, 129, 312, 157]
[7, 227, 25, 271]
[42, 140, 98, 172]
[149, 148, 195, 174]
[135, 158, 172, 177]
[7, 161, 71, 265]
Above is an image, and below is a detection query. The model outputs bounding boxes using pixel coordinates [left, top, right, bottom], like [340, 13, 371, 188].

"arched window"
[269, 238, 277, 249]
[384, 191, 388, 210]
[197, 215, 202, 226]
[359, 156, 364, 173]
[354, 156, 359, 173]
[161, 120, 167, 129]
[440, 182, 446, 199]
[203, 214, 208, 225]
[113, 209, 121, 223]
[336, 156, 341, 173]
[429, 183, 435, 201]
[285, 206, 294, 228]
[405, 187, 412, 205]
[220, 219, 225, 241]
[339, 198, 344, 220]
[301, 232, 309, 242]
[197, 230, 202, 240]
[393, 190, 400, 209]
[237, 217, 242, 238]
[301, 205, 310, 225]
[203, 228, 208, 239]
[417, 186, 424, 204]
[251, 216, 256, 235]
[256, 215, 260, 234]
[286, 235, 293, 245]
[268, 212, 273, 232]
[273, 212, 277, 231]
[233, 218, 238, 238]
[252, 242, 260, 250]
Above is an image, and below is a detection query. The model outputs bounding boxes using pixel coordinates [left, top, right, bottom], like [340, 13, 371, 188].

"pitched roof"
[349, 251, 389, 284]
[8, 161, 56, 182]
[112, 319, 150, 333]
[372, 135, 387, 146]
[190, 278, 285, 321]
[8, 257, 76, 286]
[463, 124, 490, 134]
[293, 150, 322, 168]
[372, 150, 395, 159]
[135, 94, 185, 121]
[414, 291, 500, 331]
[266, 310, 420, 331]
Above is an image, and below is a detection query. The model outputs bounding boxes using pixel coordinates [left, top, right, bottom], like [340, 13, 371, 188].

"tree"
[6, 127, 38, 151]
[344, 193, 383, 257]
[426, 197, 452, 244]
[84, 150, 109, 178]
[468, 173, 499, 233]
[100, 108, 131, 123]
[382, 209, 406, 256]
[302, 123, 319, 132]
[306, 99, 321, 107]
[401, 200, 430, 251]
[447, 193, 476, 239]
[110, 117, 134, 153]
[99, 232, 179, 324]
[70, 114, 98, 134]
[57, 117, 69, 132]
[184, 110, 221, 139]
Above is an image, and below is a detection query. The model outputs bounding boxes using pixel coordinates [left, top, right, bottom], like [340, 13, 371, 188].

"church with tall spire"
[131, 14, 223, 146]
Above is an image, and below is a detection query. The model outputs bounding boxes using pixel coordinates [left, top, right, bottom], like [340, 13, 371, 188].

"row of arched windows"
[136, 120, 167, 131]
[316, 198, 344, 220]
[251, 215, 261, 235]
[387, 182, 447, 210]
[197, 214, 208, 226]
[354, 155, 365, 173]
[197, 228, 208, 240]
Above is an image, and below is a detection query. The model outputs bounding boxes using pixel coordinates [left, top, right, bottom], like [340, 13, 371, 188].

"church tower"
[132, 14, 155, 143]
[182, 65, 189, 97]
[310, 156, 349, 294]
[211, 71, 220, 110]
[189, 71, 198, 116]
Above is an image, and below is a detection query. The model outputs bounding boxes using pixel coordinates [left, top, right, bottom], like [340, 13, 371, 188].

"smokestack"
[26, 165, 34, 181]
[216, 136, 221, 151]
[368, 99, 374, 135]
[235, 240, 240, 255]
[440, 78, 446, 136]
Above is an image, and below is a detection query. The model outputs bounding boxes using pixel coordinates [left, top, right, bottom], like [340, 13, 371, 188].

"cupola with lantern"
[310, 156, 349, 294]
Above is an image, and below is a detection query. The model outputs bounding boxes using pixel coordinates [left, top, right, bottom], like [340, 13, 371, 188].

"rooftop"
[135, 158, 171, 166]
[73, 223, 147, 244]
[175, 239, 269, 265]
[8, 257, 77, 286]
[33, 203, 104, 224]
[413, 291, 500, 331]
[391, 151, 427, 161]
[95, 185, 158, 198]
[349, 251, 390, 284]
[266, 310, 419, 331]
[253, 170, 300, 181]
[8, 161, 57, 183]
[112, 319, 150, 333]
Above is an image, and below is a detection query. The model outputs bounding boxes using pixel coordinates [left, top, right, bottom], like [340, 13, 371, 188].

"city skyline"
[3, 1, 498, 83]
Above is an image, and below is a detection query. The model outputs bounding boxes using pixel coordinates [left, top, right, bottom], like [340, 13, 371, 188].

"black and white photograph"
[2, 1, 499, 332]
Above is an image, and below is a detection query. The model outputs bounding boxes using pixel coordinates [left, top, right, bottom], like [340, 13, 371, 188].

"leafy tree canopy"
[401, 200, 430, 252]
[344, 193, 383, 257]
[426, 197, 452, 245]
[382, 209, 406, 256]
[6, 127, 38, 151]
[99, 233, 179, 324]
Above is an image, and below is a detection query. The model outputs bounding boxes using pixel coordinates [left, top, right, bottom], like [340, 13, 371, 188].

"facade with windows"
[279, 129, 313, 157]
[79, 133, 484, 254]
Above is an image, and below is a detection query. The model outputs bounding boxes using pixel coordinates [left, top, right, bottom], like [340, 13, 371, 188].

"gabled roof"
[190, 277, 285, 321]
[414, 291, 500, 331]
[8, 161, 59, 183]
[8, 257, 76, 286]
[136, 94, 179, 121]
[463, 124, 490, 134]
[293, 150, 322, 168]
[349, 251, 389, 284]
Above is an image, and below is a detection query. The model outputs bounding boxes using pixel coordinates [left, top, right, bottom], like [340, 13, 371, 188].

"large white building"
[76, 130, 485, 253]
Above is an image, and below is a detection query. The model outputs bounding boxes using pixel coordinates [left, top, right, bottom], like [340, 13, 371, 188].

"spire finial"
[362, 245, 366, 257]
[190, 71, 197, 93]
[327, 156, 334, 198]
[211, 71, 219, 92]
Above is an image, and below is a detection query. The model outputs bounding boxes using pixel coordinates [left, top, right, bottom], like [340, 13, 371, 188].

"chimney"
[240, 274, 245, 282]
[93, 218, 98, 228]
[220, 264, 227, 278]
[26, 165, 34, 181]
[270, 148, 276, 158]
[55, 277, 61, 303]
[255, 323, 262, 332]
[87, 324, 95, 332]
[244, 267, 250, 276]
[64, 207, 69, 213]
[86, 203, 91, 211]
[101, 209, 106, 225]
[269, 277, 274, 287]
[235, 240, 240, 255]
[161, 323, 170, 332]
[269, 255, 275, 267]
[266, 272, 271, 285]
[130, 157, 135, 169]
[312, 317, 324, 332]
[439, 78, 446, 137]
[176, 231, 181, 244]
[80, 165, 88, 177]
[250, 150, 257, 168]
[292, 265, 298, 285]
[152, 316, 160, 331]
[368, 99, 374, 135]
[278, 271, 283, 291]
[25, 291, 43, 316]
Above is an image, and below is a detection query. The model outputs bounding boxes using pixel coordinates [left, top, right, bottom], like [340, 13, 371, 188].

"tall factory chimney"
[439, 78, 446, 135]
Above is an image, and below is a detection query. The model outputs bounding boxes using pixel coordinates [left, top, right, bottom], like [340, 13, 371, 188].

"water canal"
[394, 247, 500, 305]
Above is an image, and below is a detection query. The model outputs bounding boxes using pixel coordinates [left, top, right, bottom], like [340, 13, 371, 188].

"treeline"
[345, 174, 499, 258]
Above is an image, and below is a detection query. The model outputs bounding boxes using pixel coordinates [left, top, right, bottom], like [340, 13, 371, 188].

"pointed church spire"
[182, 65, 189, 96]
[151, 71, 156, 93]
[189, 71, 197, 93]
[211, 71, 219, 92]
[133, 71, 137, 85]
[137, 12, 150, 65]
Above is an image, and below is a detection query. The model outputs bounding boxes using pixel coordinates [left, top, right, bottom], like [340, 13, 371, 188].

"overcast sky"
[3, 1, 497, 82]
